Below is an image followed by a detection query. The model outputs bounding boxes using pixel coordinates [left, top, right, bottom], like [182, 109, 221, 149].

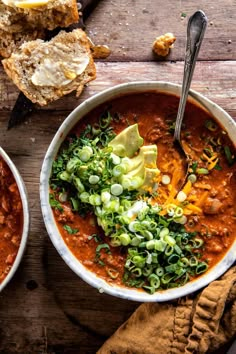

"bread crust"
[2, 29, 96, 106]
[0, 0, 79, 33]
[0, 29, 45, 58]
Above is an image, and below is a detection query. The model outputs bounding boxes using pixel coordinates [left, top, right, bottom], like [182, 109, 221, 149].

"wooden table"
[0, 1, 235, 353]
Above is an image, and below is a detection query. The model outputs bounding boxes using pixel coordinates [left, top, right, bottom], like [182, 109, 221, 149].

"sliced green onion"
[188, 174, 197, 183]
[164, 235, 176, 246]
[175, 207, 183, 218]
[151, 253, 158, 263]
[177, 191, 187, 202]
[78, 146, 93, 162]
[204, 119, 217, 131]
[168, 254, 179, 264]
[89, 175, 100, 184]
[154, 240, 166, 252]
[119, 233, 131, 246]
[142, 265, 153, 277]
[58, 191, 68, 202]
[224, 146, 234, 166]
[131, 236, 143, 246]
[70, 197, 79, 211]
[110, 237, 121, 247]
[60, 171, 71, 182]
[112, 165, 125, 177]
[159, 227, 169, 238]
[66, 157, 80, 173]
[110, 153, 121, 165]
[74, 177, 85, 192]
[101, 191, 111, 203]
[141, 230, 153, 240]
[128, 221, 141, 233]
[89, 194, 101, 206]
[161, 273, 175, 284]
[155, 267, 164, 277]
[189, 256, 198, 267]
[111, 183, 123, 196]
[79, 192, 90, 203]
[143, 285, 155, 294]
[146, 240, 156, 250]
[196, 261, 208, 274]
[180, 258, 189, 267]
[165, 244, 174, 256]
[107, 268, 119, 279]
[149, 274, 160, 289]
[196, 168, 209, 175]
[162, 175, 171, 185]
[194, 238, 204, 248]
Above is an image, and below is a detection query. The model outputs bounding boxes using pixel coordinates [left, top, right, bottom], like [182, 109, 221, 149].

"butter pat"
[31, 55, 90, 87]
[2, 0, 50, 8]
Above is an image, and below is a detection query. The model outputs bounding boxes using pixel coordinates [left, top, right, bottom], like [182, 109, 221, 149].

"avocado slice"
[108, 124, 144, 157]
[139, 167, 160, 193]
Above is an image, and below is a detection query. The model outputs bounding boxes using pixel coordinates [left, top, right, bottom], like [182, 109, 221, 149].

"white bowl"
[0, 147, 29, 292]
[40, 81, 236, 302]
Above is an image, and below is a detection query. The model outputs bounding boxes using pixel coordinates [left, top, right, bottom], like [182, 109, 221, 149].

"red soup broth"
[0, 156, 23, 282]
[51, 92, 236, 288]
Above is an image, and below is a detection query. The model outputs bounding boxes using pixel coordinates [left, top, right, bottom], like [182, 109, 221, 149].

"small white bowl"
[0, 147, 29, 292]
[40, 81, 236, 302]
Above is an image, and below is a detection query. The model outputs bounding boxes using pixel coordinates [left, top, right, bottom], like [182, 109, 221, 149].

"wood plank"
[0, 61, 235, 353]
[85, 0, 236, 61]
[0, 61, 236, 114]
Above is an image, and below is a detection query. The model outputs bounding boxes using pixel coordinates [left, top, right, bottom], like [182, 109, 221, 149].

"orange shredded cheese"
[195, 190, 209, 207]
[182, 180, 192, 195]
[185, 204, 202, 214]
[194, 183, 211, 190]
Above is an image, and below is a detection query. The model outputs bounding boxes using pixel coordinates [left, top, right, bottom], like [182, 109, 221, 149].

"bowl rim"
[40, 81, 236, 302]
[0, 147, 29, 292]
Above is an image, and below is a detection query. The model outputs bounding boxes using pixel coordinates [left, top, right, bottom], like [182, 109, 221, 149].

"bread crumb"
[152, 33, 176, 57]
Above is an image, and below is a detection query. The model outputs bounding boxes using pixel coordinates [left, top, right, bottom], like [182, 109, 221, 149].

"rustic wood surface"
[0, 0, 235, 353]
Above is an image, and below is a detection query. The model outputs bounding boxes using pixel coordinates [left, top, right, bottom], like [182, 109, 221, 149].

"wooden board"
[85, 0, 236, 61]
[0, 0, 235, 351]
[0, 60, 235, 353]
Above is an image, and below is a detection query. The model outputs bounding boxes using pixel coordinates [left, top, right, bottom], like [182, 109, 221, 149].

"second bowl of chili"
[0, 147, 29, 292]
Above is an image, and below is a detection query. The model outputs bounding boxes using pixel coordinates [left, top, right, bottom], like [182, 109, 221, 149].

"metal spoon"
[174, 10, 208, 185]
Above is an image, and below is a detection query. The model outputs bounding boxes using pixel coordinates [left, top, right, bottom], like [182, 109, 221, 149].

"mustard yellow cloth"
[98, 266, 236, 354]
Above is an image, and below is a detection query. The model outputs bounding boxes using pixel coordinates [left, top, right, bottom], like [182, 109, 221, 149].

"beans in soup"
[49, 92, 236, 293]
[0, 156, 23, 282]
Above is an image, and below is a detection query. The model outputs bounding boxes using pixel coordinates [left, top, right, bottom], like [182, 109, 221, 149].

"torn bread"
[2, 29, 96, 106]
[0, 0, 79, 33]
[0, 28, 45, 58]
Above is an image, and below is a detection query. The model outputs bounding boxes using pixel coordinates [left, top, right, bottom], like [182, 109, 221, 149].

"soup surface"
[0, 156, 23, 282]
[50, 92, 236, 293]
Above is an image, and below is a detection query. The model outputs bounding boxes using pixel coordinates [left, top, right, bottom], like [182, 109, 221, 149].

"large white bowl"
[40, 81, 236, 302]
[0, 147, 29, 292]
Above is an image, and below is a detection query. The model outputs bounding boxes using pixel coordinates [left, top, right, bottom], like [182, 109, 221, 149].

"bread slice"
[0, 28, 45, 58]
[2, 29, 96, 106]
[0, 0, 79, 33]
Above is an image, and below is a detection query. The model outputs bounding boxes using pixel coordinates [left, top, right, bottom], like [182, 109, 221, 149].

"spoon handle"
[174, 10, 208, 141]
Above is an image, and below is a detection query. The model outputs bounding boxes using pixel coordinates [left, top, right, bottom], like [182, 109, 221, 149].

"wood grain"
[85, 0, 236, 61]
[0, 61, 235, 353]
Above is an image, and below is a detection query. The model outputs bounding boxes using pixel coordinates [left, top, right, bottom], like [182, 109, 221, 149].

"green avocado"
[108, 124, 144, 157]
[139, 167, 160, 193]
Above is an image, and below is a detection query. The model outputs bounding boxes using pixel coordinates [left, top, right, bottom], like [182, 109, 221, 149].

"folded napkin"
[98, 266, 236, 354]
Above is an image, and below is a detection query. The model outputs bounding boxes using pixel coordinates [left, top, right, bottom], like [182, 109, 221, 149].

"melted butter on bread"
[31, 55, 90, 87]
[2, 0, 51, 8]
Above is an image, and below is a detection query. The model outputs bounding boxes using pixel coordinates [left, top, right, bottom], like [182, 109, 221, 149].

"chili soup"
[0, 150, 27, 286]
[48, 89, 236, 294]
